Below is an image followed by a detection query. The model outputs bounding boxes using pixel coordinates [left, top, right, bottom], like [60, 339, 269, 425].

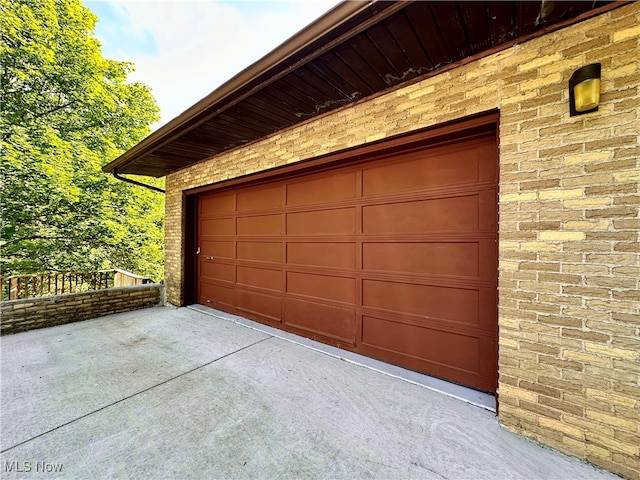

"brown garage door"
[197, 129, 497, 392]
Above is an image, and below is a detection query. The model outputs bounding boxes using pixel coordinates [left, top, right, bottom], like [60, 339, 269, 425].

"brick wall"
[164, 5, 639, 478]
[0, 284, 164, 335]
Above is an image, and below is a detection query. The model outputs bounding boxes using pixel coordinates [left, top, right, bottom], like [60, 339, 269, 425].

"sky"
[84, 0, 343, 132]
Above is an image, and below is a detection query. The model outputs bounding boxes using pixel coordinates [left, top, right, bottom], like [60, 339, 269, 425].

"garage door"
[197, 130, 497, 392]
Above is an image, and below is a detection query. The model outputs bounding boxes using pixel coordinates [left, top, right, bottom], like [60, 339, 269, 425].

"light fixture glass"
[569, 63, 601, 117]
[574, 78, 601, 112]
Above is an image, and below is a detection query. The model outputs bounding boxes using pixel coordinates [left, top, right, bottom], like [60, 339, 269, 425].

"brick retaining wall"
[0, 284, 164, 335]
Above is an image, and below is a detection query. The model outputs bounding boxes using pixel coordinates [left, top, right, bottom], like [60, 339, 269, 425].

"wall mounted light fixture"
[569, 63, 601, 116]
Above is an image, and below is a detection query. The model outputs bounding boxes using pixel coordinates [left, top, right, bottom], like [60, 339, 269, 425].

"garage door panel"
[237, 214, 282, 236]
[361, 315, 480, 373]
[287, 272, 356, 304]
[360, 326, 495, 392]
[362, 148, 480, 196]
[480, 239, 498, 281]
[284, 298, 355, 344]
[238, 185, 282, 212]
[479, 289, 498, 332]
[201, 241, 234, 259]
[200, 282, 234, 309]
[237, 266, 282, 291]
[478, 142, 498, 182]
[479, 190, 498, 231]
[201, 218, 235, 236]
[287, 171, 356, 207]
[237, 241, 282, 263]
[363, 279, 482, 326]
[287, 242, 356, 269]
[200, 262, 235, 282]
[236, 288, 282, 322]
[287, 208, 355, 235]
[363, 241, 494, 279]
[362, 195, 483, 234]
[201, 193, 235, 215]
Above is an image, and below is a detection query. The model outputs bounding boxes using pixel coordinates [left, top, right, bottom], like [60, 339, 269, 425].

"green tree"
[1, 0, 164, 281]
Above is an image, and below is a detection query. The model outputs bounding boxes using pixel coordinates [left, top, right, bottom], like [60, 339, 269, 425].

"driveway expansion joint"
[0, 335, 273, 454]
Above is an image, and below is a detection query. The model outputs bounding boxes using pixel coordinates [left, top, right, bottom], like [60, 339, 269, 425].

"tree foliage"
[1, 0, 164, 280]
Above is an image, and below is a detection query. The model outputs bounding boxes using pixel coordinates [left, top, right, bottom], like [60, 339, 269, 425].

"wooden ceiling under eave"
[104, 0, 619, 178]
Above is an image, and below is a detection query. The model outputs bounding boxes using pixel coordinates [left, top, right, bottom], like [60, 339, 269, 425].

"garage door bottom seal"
[188, 304, 496, 412]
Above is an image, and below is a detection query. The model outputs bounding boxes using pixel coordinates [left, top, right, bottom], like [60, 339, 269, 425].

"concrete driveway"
[0, 306, 617, 479]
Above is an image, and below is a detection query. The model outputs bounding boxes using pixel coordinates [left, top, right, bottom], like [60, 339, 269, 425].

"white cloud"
[96, 0, 342, 131]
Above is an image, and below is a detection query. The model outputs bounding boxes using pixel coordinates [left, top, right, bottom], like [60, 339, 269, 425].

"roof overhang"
[103, 0, 623, 178]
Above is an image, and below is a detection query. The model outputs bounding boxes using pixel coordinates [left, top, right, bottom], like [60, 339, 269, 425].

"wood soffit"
[103, 0, 620, 178]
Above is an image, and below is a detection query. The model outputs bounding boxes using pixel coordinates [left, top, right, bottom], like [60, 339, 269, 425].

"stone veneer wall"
[164, 5, 639, 478]
[0, 284, 164, 335]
